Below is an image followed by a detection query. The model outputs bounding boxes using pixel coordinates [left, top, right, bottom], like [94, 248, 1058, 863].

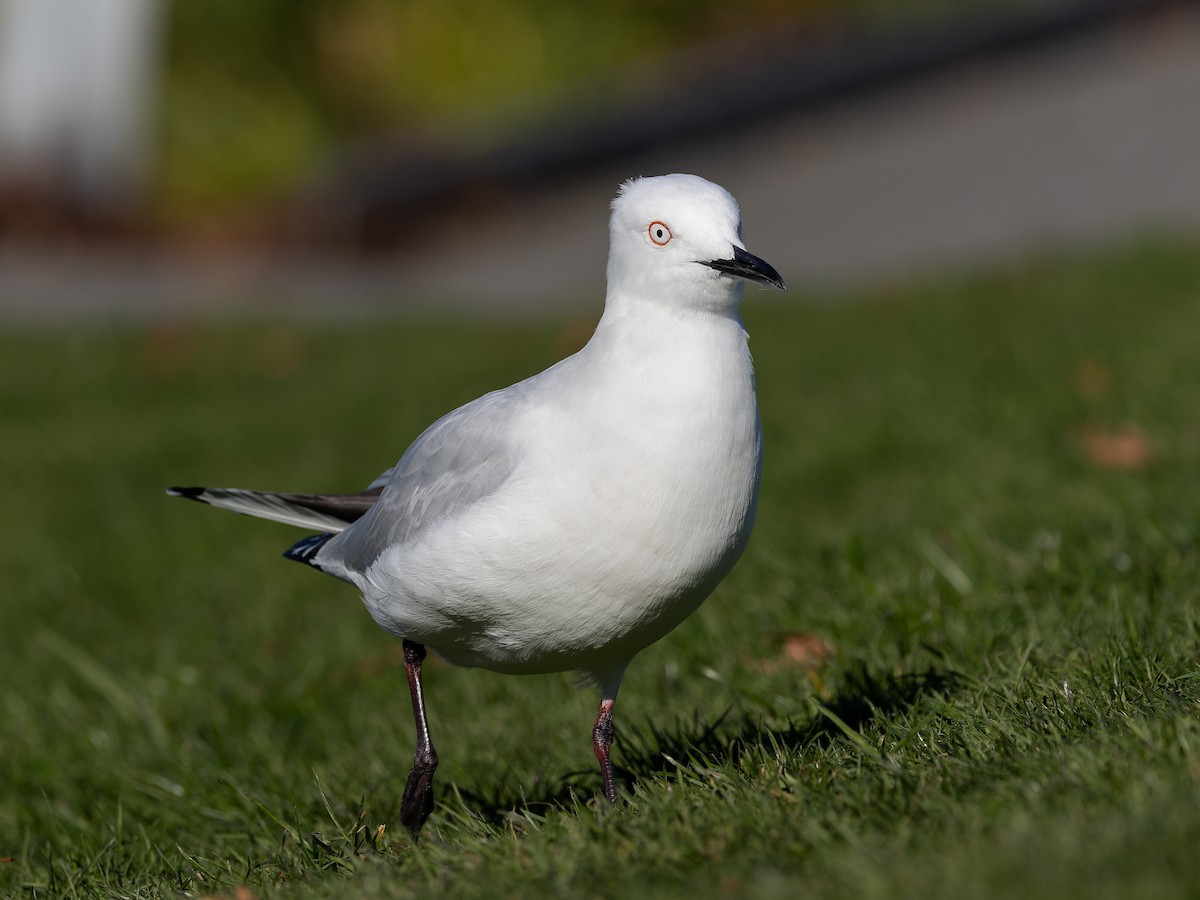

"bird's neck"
[594, 288, 747, 339]
[578, 297, 754, 403]
[601, 271, 746, 318]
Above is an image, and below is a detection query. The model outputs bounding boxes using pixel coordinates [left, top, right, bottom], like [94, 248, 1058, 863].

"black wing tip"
[284, 533, 334, 569]
[167, 486, 207, 501]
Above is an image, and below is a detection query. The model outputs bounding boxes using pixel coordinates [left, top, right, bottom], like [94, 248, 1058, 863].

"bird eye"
[647, 221, 672, 246]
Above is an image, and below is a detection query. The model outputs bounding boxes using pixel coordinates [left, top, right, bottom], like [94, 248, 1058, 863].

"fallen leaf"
[198, 888, 256, 900]
[751, 632, 837, 675]
[1078, 423, 1151, 470]
[780, 632, 838, 671]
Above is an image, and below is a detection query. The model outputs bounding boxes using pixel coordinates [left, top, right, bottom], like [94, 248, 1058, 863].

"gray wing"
[319, 387, 525, 575]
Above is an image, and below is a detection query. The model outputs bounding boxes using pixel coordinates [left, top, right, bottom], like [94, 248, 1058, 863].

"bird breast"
[365, 309, 762, 674]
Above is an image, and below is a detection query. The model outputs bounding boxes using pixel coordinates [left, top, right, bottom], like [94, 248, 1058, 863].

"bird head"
[605, 174, 785, 312]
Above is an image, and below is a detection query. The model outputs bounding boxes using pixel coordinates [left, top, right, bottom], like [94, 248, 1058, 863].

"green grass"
[2, 238, 1199, 898]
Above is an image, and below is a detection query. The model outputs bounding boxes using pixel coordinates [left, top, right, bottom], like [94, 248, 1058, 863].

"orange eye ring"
[648, 221, 672, 246]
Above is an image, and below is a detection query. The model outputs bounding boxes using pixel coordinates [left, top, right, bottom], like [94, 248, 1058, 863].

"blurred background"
[0, 0, 1197, 318]
[3, 7, 1200, 894]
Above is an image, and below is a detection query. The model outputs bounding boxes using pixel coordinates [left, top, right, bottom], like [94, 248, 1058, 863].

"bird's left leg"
[399, 640, 438, 836]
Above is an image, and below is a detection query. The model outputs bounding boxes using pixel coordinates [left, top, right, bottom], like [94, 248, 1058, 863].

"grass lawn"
[1, 239, 1198, 898]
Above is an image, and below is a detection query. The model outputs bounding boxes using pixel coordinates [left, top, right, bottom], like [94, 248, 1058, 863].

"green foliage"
[158, 0, 809, 214]
[155, 0, 1018, 216]
[2, 238, 1199, 897]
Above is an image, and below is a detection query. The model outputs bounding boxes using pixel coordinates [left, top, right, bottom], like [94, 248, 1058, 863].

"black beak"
[702, 246, 787, 291]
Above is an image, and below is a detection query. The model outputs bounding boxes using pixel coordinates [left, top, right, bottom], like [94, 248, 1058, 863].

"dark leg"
[592, 697, 617, 803]
[399, 640, 438, 837]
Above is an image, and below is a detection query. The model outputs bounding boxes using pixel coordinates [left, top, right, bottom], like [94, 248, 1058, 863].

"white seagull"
[168, 173, 785, 835]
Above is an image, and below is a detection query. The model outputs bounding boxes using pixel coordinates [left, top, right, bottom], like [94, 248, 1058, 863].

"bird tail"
[282, 532, 336, 568]
[165, 485, 381, 533]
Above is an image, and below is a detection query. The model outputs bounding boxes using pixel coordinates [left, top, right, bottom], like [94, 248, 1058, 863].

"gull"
[168, 173, 785, 835]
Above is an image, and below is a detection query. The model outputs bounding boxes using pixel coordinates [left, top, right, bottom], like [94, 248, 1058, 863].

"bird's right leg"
[399, 640, 438, 837]
[591, 666, 626, 804]
[592, 696, 618, 804]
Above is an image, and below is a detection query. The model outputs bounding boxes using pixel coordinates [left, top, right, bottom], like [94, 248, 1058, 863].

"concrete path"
[1, 3, 1198, 322]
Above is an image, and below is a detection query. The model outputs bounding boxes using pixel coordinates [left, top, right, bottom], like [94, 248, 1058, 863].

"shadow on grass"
[454, 665, 961, 825]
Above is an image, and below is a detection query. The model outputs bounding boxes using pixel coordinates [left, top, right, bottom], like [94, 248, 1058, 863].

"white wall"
[0, 0, 163, 207]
